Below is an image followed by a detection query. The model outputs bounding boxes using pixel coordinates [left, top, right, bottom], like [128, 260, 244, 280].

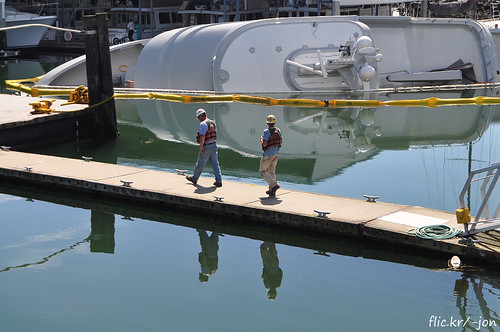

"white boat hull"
[5, 8, 57, 49]
[36, 16, 500, 93]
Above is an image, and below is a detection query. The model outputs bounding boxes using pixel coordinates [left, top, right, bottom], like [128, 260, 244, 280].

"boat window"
[173, 13, 182, 23]
[159, 12, 172, 24]
[140, 14, 150, 26]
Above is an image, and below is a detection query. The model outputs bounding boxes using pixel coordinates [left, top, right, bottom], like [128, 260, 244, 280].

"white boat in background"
[107, 6, 184, 41]
[36, 15, 500, 92]
[4, 6, 57, 49]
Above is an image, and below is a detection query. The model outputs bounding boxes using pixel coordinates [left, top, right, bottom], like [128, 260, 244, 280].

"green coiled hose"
[408, 225, 463, 240]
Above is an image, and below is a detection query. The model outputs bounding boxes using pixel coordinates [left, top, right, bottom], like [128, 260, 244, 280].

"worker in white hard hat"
[260, 114, 282, 196]
[186, 108, 222, 187]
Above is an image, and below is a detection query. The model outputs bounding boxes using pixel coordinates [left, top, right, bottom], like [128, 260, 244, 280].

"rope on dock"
[0, 24, 82, 34]
[408, 225, 463, 240]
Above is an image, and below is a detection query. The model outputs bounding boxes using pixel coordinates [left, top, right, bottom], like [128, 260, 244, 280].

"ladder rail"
[458, 162, 500, 236]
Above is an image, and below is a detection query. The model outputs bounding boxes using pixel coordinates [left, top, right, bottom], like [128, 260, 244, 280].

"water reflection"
[260, 242, 283, 300]
[453, 272, 500, 331]
[90, 211, 115, 254]
[0, 237, 90, 274]
[113, 88, 496, 182]
[1, 183, 500, 312]
[197, 230, 220, 283]
[0, 210, 115, 274]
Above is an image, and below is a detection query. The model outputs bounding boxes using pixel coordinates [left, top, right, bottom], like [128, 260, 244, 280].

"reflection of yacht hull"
[37, 16, 500, 92]
[115, 89, 494, 181]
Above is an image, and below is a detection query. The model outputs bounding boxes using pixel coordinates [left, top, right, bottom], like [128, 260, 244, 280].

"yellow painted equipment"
[456, 207, 471, 224]
[29, 99, 56, 114]
[63, 85, 89, 105]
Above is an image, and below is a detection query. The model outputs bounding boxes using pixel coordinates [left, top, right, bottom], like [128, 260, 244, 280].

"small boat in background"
[4, 6, 57, 49]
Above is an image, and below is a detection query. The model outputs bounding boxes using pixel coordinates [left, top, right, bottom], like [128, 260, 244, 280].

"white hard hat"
[196, 108, 206, 118]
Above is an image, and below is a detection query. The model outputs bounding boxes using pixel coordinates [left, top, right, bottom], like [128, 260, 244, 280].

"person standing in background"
[127, 20, 134, 41]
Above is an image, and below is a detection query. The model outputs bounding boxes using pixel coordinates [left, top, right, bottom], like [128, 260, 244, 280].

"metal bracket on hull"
[284, 37, 382, 91]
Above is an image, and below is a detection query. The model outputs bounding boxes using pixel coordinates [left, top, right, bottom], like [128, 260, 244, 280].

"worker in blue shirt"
[186, 108, 222, 187]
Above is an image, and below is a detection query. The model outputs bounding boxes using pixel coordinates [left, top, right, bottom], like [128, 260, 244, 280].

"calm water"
[1, 56, 500, 331]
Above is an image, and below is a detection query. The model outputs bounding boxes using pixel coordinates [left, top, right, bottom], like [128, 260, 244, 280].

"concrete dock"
[0, 149, 499, 265]
[0, 94, 103, 149]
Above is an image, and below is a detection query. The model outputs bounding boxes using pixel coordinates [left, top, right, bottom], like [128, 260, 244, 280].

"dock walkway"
[0, 150, 499, 264]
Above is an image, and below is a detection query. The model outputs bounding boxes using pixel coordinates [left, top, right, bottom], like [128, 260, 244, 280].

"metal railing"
[458, 162, 500, 236]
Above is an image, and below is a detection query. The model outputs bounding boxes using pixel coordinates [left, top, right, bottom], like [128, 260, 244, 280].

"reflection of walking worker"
[197, 230, 219, 283]
[186, 108, 222, 187]
[260, 242, 283, 300]
[260, 114, 282, 196]
[127, 20, 134, 41]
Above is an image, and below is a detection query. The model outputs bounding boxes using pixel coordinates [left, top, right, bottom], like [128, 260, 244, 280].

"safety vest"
[262, 127, 282, 151]
[196, 119, 217, 143]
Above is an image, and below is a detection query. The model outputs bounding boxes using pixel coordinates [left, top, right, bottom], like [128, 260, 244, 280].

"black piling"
[82, 13, 118, 140]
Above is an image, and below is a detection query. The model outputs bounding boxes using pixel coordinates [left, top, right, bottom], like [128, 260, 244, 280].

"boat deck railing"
[459, 162, 500, 237]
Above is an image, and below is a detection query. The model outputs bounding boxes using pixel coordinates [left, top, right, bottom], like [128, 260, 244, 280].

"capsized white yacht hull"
[36, 16, 500, 92]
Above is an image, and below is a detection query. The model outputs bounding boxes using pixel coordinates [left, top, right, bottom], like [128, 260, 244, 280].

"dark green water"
[1, 56, 499, 331]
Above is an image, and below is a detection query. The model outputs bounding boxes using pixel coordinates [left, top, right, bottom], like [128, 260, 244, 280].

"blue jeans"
[193, 143, 222, 182]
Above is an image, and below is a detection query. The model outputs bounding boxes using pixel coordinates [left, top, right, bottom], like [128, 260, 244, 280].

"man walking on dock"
[260, 114, 282, 196]
[186, 108, 222, 187]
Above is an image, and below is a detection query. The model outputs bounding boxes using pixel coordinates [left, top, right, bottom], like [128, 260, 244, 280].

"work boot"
[186, 175, 197, 184]
[214, 181, 222, 187]
[269, 184, 280, 196]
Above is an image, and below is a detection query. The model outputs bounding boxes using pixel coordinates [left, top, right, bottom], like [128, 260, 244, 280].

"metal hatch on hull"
[134, 17, 380, 92]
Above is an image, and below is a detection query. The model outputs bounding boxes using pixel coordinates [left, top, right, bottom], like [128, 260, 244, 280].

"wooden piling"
[82, 13, 118, 140]
[0, 31, 7, 51]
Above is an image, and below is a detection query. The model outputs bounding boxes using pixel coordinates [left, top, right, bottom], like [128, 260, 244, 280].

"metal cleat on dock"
[29, 99, 56, 114]
[363, 194, 380, 202]
[120, 180, 133, 187]
[175, 169, 187, 175]
[82, 156, 93, 162]
[1, 146, 11, 151]
[24, 166, 32, 172]
[314, 209, 331, 218]
[213, 196, 224, 202]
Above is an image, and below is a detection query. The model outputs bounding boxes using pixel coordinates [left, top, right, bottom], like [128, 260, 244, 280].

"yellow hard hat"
[266, 114, 276, 124]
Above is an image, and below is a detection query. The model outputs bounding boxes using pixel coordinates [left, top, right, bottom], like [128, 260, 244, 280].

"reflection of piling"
[82, 13, 118, 140]
[90, 211, 115, 254]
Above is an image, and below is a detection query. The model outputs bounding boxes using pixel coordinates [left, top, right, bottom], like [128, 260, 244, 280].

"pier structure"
[0, 93, 499, 265]
[0, 148, 499, 265]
